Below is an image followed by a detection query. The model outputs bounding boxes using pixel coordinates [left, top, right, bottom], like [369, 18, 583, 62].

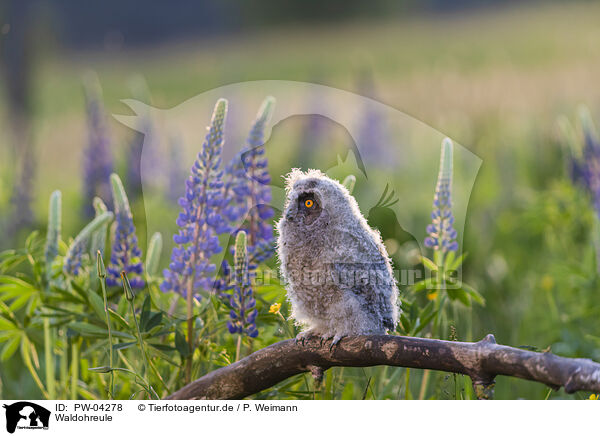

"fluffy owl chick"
[277, 169, 399, 346]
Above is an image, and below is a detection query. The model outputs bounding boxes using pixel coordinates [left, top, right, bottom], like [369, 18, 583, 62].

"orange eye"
[305, 199, 314, 208]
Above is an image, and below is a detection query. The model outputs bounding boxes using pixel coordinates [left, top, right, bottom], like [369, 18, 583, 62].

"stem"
[43, 318, 56, 398]
[235, 334, 242, 362]
[186, 284, 193, 383]
[404, 368, 410, 400]
[418, 370, 430, 400]
[21, 340, 49, 399]
[71, 341, 79, 400]
[60, 332, 68, 398]
[129, 298, 150, 378]
[99, 271, 114, 398]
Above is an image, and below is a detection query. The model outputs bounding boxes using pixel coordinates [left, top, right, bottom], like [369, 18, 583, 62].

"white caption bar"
[0, 400, 597, 435]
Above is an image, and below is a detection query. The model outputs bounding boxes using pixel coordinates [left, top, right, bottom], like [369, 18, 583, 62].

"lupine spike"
[82, 73, 114, 218]
[564, 108, 600, 217]
[226, 97, 277, 262]
[44, 190, 62, 276]
[227, 231, 258, 338]
[106, 174, 145, 289]
[64, 211, 114, 276]
[161, 99, 229, 300]
[424, 138, 458, 254]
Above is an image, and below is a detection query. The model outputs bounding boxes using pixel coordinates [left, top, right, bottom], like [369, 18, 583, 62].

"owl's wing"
[333, 227, 386, 263]
[331, 261, 396, 331]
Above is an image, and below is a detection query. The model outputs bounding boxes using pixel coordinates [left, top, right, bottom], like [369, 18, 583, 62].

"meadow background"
[1, 0, 600, 400]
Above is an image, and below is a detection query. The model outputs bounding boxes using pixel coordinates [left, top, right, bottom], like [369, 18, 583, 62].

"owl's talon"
[295, 331, 314, 346]
[329, 335, 344, 352]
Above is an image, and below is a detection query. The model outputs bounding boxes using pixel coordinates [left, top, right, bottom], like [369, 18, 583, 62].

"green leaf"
[139, 295, 151, 330]
[110, 174, 132, 217]
[88, 291, 106, 321]
[411, 278, 436, 292]
[69, 322, 135, 340]
[8, 294, 32, 312]
[112, 341, 137, 351]
[413, 310, 438, 335]
[108, 308, 130, 330]
[0, 316, 16, 331]
[175, 330, 190, 358]
[420, 256, 438, 272]
[66, 211, 114, 261]
[89, 366, 112, 373]
[1, 334, 21, 361]
[147, 342, 175, 352]
[0, 275, 39, 294]
[399, 314, 412, 333]
[462, 282, 485, 306]
[447, 288, 471, 307]
[144, 312, 163, 332]
[444, 250, 456, 271]
[449, 252, 467, 272]
[419, 300, 435, 320]
[341, 382, 355, 400]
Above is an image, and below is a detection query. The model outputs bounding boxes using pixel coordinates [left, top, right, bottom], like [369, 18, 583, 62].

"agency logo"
[2, 402, 50, 434]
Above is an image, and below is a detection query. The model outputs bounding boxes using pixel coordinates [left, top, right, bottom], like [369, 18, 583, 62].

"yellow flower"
[589, 394, 598, 400]
[541, 275, 554, 291]
[269, 303, 281, 314]
[426, 291, 438, 301]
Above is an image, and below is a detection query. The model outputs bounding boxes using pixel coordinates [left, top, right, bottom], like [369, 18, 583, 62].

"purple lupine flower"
[227, 231, 258, 338]
[106, 174, 144, 289]
[64, 241, 85, 276]
[424, 138, 458, 253]
[64, 210, 114, 277]
[225, 97, 276, 264]
[82, 77, 114, 218]
[160, 99, 230, 299]
[212, 260, 233, 297]
[566, 108, 600, 213]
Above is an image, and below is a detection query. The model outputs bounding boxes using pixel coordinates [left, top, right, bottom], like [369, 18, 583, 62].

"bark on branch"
[166, 334, 600, 400]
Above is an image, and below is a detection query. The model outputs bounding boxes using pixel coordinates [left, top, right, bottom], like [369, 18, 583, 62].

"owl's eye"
[305, 199, 314, 208]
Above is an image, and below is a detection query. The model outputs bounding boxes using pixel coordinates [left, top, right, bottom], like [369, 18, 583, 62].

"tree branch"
[166, 334, 600, 400]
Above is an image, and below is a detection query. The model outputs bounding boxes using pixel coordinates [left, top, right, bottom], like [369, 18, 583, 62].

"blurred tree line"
[3, 0, 526, 50]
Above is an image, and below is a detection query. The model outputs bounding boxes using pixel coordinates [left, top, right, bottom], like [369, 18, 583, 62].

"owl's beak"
[285, 209, 295, 222]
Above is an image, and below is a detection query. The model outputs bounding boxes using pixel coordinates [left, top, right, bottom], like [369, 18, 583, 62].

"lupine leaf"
[1, 334, 21, 361]
[88, 291, 107, 321]
[420, 256, 438, 272]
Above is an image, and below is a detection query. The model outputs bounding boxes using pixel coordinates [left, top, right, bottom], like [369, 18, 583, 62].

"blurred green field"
[2, 1, 600, 400]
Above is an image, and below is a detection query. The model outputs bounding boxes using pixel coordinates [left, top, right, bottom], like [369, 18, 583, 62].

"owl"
[277, 169, 399, 346]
